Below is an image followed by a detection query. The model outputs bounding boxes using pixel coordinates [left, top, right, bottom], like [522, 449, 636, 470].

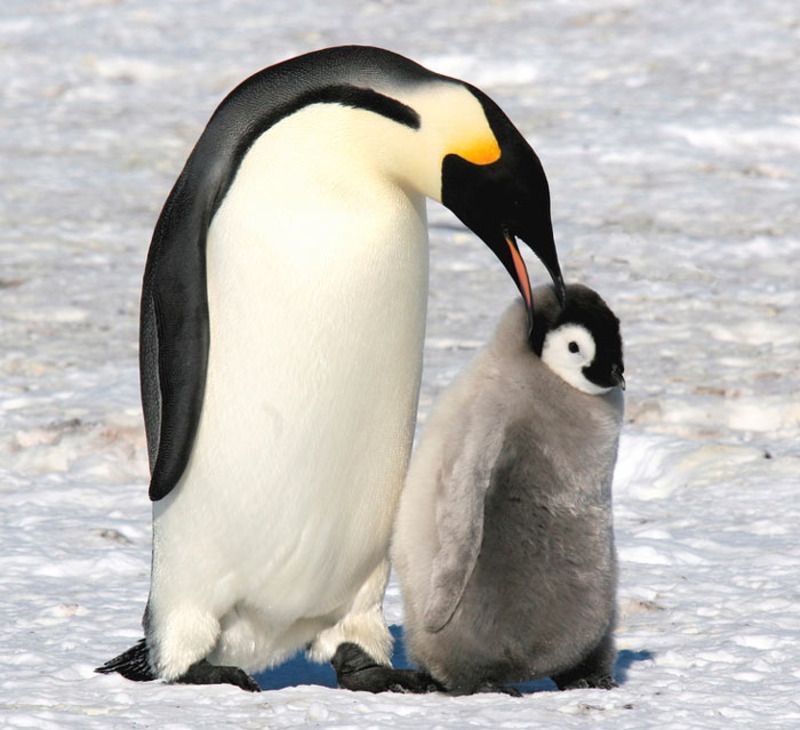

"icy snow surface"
[1, 1, 799, 728]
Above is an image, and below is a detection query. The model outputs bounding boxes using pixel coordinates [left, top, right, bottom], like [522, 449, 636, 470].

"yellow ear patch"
[452, 137, 501, 165]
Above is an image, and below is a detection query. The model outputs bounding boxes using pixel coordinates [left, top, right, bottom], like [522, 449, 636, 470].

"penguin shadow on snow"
[254, 625, 409, 690]
[506, 649, 655, 695]
[253, 625, 653, 692]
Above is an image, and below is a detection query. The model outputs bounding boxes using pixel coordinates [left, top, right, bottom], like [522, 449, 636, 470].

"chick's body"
[393, 285, 624, 693]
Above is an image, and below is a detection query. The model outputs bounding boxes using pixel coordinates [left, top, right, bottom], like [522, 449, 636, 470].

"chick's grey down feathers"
[392, 284, 624, 693]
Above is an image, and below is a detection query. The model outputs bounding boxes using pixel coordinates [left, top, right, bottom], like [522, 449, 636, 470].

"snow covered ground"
[1, 0, 799, 727]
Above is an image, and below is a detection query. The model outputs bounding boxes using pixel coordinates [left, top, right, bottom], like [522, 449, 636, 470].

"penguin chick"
[392, 283, 625, 695]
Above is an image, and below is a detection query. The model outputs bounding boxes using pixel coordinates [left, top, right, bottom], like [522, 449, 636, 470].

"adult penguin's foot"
[331, 642, 443, 694]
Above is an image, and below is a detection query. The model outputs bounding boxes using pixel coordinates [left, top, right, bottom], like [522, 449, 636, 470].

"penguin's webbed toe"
[332, 642, 443, 694]
[175, 659, 261, 692]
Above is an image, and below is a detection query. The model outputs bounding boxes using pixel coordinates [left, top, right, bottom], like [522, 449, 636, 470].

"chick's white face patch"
[541, 324, 610, 395]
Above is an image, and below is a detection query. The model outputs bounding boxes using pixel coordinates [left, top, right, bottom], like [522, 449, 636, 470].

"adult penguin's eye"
[568, 341, 579, 354]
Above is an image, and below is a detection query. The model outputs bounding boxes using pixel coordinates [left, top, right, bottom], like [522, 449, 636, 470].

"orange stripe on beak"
[453, 138, 501, 166]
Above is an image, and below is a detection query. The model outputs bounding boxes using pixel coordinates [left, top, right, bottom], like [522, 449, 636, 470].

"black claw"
[176, 659, 261, 692]
[332, 642, 443, 694]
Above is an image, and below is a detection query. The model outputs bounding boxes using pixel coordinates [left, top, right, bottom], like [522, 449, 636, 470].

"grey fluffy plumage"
[392, 283, 624, 693]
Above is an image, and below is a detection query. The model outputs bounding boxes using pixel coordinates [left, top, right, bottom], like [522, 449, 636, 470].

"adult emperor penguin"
[392, 283, 624, 695]
[97, 45, 565, 693]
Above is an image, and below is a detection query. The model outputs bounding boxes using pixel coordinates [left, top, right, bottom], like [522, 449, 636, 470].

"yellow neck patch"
[451, 136, 502, 165]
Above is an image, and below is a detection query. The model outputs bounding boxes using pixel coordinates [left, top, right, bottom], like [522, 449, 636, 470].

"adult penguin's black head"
[439, 84, 564, 324]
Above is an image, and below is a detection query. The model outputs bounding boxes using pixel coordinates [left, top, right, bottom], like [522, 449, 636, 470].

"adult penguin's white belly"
[150, 106, 429, 671]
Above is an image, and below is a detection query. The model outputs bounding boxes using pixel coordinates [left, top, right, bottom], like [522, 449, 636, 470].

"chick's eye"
[568, 341, 580, 354]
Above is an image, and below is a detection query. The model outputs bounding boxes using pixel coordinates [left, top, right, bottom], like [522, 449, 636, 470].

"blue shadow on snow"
[254, 625, 654, 692]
